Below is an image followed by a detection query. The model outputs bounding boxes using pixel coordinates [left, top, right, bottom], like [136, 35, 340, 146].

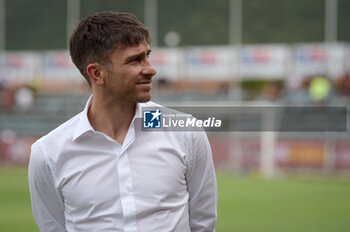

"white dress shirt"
[28, 96, 217, 232]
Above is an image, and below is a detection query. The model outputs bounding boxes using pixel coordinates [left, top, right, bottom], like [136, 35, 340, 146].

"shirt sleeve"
[28, 142, 66, 232]
[186, 130, 218, 232]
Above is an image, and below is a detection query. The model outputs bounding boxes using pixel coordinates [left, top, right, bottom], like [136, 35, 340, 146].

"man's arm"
[186, 131, 218, 232]
[28, 142, 66, 232]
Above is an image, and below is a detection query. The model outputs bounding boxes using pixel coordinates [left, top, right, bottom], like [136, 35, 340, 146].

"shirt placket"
[116, 125, 137, 232]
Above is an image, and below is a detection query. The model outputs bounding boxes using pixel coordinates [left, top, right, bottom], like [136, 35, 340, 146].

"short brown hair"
[69, 11, 150, 86]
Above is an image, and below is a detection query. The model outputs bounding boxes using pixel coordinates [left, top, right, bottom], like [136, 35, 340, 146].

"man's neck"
[88, 93, 136, 145]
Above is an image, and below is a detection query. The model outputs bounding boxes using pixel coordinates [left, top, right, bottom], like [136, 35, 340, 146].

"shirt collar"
[72, 94, 144, 141]
[72, 94, 94, 141]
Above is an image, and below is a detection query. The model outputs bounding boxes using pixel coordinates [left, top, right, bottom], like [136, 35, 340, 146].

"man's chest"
[57, 142, 188, 216]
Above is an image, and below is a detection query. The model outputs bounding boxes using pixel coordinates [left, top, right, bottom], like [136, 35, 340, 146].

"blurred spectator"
[1, 87, 15, 112]
[14, 86, 35, 112]
[284, 78, 312, 105]
[259, 80, 284, 101]
[8, 138, 28, 164]
[216, 82, 229, 99]
[156, 78, 171, 95]
[154, 78, 177, 101]
[336, 73, 350, 104]
[309, 76, 331, 105]
[0, 129, 17, 162]
[286, 73, 303, 91]
[28, 78, 40, 95]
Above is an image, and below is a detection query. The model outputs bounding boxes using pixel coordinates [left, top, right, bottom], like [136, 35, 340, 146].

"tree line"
[4, 0, 350, 50]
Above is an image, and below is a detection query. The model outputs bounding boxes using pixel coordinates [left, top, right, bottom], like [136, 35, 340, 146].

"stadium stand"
[0, 92, 89, 136]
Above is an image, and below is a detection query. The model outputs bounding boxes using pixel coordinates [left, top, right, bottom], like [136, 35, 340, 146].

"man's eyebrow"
[124, 49, 152, 63]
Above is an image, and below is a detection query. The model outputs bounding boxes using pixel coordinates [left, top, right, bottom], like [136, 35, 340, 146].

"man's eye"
[129, 57, 141, 63]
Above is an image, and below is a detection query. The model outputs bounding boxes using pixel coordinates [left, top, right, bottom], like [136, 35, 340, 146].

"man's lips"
[136, 81, 152, 88]
[136, 80, 152, 85]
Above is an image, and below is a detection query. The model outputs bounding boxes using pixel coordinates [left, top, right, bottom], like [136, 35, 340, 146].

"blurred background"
[0, 0, 350, 231]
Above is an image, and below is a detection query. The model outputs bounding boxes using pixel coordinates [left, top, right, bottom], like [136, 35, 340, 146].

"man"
[28, 11, 217, 232]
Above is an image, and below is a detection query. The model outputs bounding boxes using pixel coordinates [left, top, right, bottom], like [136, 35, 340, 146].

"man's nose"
[142, 59, 157, 77]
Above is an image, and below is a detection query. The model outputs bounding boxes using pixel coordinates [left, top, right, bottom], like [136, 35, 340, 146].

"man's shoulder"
[35, 112, 82, 147]
[30, 112, 82, 169]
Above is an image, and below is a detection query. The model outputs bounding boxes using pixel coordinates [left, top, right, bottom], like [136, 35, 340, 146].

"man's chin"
[136, 93, 152, 103]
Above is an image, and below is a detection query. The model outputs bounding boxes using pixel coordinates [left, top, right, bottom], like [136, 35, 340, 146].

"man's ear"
[86, 63, 106, 86]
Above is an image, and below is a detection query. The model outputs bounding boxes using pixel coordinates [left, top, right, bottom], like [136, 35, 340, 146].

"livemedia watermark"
[140, 106, 347, 132]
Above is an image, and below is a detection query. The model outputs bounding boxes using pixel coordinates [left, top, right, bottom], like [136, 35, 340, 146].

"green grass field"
[1, 168, 350, 232]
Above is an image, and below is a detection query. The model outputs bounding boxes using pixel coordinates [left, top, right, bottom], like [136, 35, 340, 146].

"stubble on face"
[102, 43, 155, 106]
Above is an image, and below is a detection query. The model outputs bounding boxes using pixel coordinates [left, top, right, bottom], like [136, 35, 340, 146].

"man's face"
[103, 42, 157, 103]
